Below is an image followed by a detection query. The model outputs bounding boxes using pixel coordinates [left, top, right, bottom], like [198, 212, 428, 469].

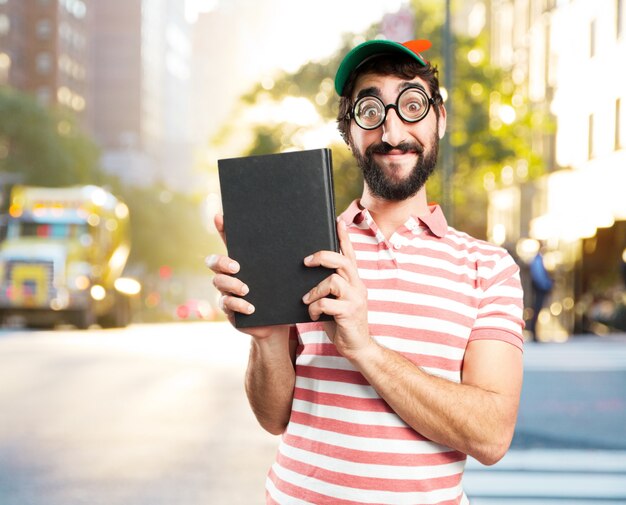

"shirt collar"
[339, 199, 448, 238]
[339, 200, 365, 225]
[419, 203, 448, 238]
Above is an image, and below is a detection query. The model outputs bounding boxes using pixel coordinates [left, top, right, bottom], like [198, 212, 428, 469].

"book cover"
[217, 148, 338, 328]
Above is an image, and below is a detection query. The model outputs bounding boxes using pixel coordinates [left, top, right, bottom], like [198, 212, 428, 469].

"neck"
[360, 186, 430, 240]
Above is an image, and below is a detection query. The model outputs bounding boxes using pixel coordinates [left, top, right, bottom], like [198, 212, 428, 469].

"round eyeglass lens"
[354, 97, 385, 129]
[398, 88, 430, 122]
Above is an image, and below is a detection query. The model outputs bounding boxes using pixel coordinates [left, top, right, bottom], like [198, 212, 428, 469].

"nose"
[381, 107, 407, 147]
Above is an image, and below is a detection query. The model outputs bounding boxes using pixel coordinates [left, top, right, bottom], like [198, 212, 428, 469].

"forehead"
[351, 72, 429, 100]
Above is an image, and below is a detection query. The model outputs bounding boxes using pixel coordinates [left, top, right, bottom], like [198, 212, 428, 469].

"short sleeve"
[469, 252, 525, 351]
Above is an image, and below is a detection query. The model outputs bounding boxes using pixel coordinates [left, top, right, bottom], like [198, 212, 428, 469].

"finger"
[213, 273, 249, 298]
[220, 294, 255, 316]
[303, 273, 346, 305]
[205, 254, 240, 275]
[304, 226, 359, 284]
[308, 297, 347, 321]
[304, 250, 350, 271]
[214, 213, 226, 245]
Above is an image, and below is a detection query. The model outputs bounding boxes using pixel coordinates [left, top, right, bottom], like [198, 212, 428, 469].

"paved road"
[464, 337, 626, 504]
[0, 323, 278, 505]
[0, 324, 625, 504]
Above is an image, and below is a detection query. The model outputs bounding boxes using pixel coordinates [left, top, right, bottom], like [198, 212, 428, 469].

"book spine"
[322, 148, 339, 253]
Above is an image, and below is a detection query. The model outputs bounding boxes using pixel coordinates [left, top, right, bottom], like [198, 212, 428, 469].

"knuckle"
[330, 273, 343, 284]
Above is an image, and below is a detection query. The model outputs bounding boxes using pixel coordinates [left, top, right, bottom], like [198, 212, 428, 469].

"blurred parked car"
[175, 298, 215, 321]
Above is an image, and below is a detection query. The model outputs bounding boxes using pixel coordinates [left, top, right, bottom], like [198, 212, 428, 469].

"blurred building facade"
[92, 0, 194, 190]
[487, 0, 626, 339]
[0, 0, 90, 123]
[0, 0, 196, 192]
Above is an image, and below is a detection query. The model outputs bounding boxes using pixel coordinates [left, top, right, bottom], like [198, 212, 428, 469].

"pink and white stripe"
[266, 202, 524, 504]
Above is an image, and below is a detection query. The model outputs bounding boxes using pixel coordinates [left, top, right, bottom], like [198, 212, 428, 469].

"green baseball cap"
[334, 39, 432, 96]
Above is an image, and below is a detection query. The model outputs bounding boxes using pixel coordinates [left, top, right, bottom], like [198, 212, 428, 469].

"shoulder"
[444, 226, 516, 264]
[442, 227, 521, 286]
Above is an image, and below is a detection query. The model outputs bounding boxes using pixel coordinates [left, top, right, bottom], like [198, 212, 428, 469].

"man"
[208, 39, 524, 505]
[528, 246, 553, 341]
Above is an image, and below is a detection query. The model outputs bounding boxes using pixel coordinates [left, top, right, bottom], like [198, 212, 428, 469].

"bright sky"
[186, 0, 411, 144]
[188, 0, 408, 75]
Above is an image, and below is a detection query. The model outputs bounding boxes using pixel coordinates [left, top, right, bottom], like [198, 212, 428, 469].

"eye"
[355, 97, 384, 126]
[399, 89, 429, 120]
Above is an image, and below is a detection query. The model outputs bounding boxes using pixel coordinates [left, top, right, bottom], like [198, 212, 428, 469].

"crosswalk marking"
[464, 450, 626, 503]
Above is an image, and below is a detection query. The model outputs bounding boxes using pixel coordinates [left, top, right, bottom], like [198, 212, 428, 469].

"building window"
[0, 14, 10, 36]
[37, 86, 52, 106]
[0, 52, 10, 83]
[590, 19, 596, 58]
[617, 98, 623, 150]
[36, 19, 52, 40]
[60, 0, 87, 19]
[35, 52, 53, 74]
[588, 113, 595, 159]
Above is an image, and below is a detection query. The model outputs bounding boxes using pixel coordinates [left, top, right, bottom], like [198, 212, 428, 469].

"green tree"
[0, 86, 100, 187]
[212, 33, 368, 213]
[212, 2, 551, 237]
[425, 13, 551, 237]
[106, 181, 220, 274]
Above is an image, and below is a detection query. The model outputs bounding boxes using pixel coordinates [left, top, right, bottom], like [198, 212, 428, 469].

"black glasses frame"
[347, 86, 439, 130]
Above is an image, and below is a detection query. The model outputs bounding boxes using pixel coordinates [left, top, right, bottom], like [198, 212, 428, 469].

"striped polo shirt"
[266, 200, 525, 505]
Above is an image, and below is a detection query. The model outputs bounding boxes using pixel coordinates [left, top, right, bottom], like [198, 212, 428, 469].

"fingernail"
[241, 284, 249, 295]
[302, 292, 309, 303]
[205, 254, 218, 268]
[304, 255, 313, 264]
[228, 261, 238, 273]
[247, 304, 255, 314]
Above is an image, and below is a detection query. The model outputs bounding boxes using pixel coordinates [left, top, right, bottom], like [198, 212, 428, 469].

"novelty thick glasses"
[348, 86, 439, 130]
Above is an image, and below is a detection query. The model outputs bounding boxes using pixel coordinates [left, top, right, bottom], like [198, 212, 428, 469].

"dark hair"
[336, 54, 442, 145]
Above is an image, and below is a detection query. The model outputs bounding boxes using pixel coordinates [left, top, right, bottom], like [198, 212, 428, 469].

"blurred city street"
[1, 0, 626, 502]
[466, 336, 626, 504]
[0, 322, 625, 505]
[0, 322, 278, 505]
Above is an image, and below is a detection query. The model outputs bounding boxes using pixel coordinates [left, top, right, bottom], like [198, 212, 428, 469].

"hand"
[301, 219, 372, 359]
[206, 213, 288, 340]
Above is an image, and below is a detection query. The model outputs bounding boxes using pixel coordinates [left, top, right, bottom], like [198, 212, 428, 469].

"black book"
[217, 148, 338, 328]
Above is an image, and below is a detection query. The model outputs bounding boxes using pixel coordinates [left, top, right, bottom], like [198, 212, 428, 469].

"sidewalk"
[523, 332, 626, 370]
[465, 449, 626, 504]
[465, 335, 626, 503]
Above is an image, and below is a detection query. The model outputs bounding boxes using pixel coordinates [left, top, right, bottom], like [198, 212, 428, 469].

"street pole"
[442, 0, 454, 226]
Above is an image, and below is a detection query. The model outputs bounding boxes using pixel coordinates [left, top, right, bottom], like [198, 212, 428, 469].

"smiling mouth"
[370, 141, 424, 157]
[377, 150, 416, 156]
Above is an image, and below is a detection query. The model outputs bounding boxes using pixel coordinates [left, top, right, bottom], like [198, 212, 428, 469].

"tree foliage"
[0, 86, 216, 275]
[101, 179, 220, 275]
[424, 10, 551, 237]
[212, 2, 552, 238]
[0, 86, 100, 188]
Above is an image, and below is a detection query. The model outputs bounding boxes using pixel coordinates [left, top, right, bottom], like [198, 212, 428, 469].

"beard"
[352, 131, 439, 202]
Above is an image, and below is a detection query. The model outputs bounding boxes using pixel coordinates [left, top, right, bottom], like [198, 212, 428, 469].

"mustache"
[367, 141, 424, 155]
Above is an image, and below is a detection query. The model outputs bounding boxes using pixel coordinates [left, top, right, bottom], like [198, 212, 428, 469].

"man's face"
[348, 73, 446, 201]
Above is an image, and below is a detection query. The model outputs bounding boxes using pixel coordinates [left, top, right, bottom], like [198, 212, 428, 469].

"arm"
[303, 219, 523, 465]
[346, 338, 522, 465]
[208, 213, 296, 434]
[245, 329, 298, 435]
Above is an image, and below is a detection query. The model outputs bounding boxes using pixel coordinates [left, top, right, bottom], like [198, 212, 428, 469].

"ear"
[437, 104, 447, 139]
